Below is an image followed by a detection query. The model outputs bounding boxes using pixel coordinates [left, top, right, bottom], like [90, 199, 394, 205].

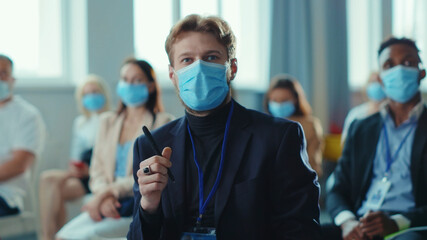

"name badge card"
[365, 179, 391, 210]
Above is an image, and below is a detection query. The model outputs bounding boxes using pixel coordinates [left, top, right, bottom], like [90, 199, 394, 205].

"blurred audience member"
[265, 74, 324, 177]
[341, 72, 385, 144]
[326, 37, 427, 240]
[0, 54, 46, 217]
[56, 59, 174, 239]
[39, 74, 111, 240]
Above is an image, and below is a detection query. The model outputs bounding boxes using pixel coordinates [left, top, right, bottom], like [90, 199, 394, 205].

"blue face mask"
[0, 81, 10, 101]
[380, 65, 420, 103]
[116, 81, 149, 107]
[366, 82, 386, 101]
[176, 60, 229, 111]
[82, 93, 106, 112]
[268, 101, 296, 118]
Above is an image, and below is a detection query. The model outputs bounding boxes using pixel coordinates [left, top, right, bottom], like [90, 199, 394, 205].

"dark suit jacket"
[127, 101, 321, 240]
[327, 106, 427, 227]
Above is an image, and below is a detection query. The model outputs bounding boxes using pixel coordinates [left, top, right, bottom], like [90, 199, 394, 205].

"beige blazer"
[289, 115, 324, 177]
[89, 110, 174, 198]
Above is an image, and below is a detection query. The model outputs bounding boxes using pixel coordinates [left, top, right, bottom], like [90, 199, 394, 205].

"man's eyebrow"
[204, 50, 222, 55]
[177, 52, 192, 58]
[176, 50, 224, 60]
[402, 53, 419, 60]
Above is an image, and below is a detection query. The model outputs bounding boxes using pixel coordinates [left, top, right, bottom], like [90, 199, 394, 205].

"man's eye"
[206, 55, 218, 61]
[383, 62, 392, 69]
[403, 60, 417, 67]
[182, 58, 191, 63]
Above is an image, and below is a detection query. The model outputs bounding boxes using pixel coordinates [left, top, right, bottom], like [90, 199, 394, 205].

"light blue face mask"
[82, 93, 106, 112]
[366, 82, 386, 101]
[116, 81, 149, 107]
[176, 60, 229, 111]
[0, 81, 10, 101]
[268, 101, 296, 118]
[380, 65, 420, 103]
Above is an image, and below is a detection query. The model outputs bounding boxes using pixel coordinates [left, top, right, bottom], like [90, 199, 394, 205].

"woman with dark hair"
[56, 59, 174, 239]
[264, 74, 324, 177]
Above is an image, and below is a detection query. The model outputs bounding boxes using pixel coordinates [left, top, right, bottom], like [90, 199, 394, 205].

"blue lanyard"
[382, 122, 416, 175]
[186, 100, 234, 225]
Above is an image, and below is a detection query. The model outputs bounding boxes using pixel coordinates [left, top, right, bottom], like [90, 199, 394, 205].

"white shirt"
[69, 114, 101, 160]
[0, 96, 46, 210]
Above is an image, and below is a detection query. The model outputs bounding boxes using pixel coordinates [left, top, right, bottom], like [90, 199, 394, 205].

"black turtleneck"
[184, 101, 232, 231]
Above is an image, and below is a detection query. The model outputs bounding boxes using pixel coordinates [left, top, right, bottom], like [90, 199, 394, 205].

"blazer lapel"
[109, 113, 125, 181]
[214, 103, 252, 226]
[357, 114, 383, 207]
[410, 107, 427, 194]
[166, 117, 187, 223]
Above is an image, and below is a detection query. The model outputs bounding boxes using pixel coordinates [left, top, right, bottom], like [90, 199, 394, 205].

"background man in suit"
[0, 54, 45, 216]
[127, 14, 321, 239]
[327, 37, 427, 240]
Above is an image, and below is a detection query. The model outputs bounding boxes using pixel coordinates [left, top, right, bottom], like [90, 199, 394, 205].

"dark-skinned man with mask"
[327, 37, 427, 240]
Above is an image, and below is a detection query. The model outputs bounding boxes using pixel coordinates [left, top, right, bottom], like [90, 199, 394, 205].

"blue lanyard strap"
[187, 100, 234, 224]
[382, 122, 416, 174]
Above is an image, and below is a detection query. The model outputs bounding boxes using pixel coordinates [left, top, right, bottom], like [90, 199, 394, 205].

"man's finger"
[162, 147, 172, 160]
[139, 155, 172, 170]
[139, 173, 168, 185]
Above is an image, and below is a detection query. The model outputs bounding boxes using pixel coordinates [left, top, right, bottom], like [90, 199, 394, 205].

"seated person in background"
[39, 74, 111, 240]
[341, 71, 386, 144]
[0, 54, 46, 216]
[326, 37, 427, 240]
[128, 14, 320, 239]
[56, 58, 174, 239]
[264, 74, 324, 177]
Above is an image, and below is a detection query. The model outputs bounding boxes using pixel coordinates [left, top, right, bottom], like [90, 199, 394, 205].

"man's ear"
[419, 69, 426, 82]
[229, 58, 238, 81]
[169, 65, 177, 87]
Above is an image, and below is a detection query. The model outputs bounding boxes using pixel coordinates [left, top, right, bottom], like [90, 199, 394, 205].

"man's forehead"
[379, 44, 419, 63]
[172, 32, 225, 54]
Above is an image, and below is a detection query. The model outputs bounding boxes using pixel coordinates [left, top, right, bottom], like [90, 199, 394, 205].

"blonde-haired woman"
[264, 74, 324, 177]
[39, 74, 111, 240]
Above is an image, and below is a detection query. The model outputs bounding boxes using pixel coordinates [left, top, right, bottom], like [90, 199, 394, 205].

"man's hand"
[138, 147, 172, 213]
[359, 211, 398, 238]
[99, 195, 121, 219]
[341, 219, 366, 240]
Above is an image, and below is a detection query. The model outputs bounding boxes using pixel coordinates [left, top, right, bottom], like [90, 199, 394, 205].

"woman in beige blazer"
[264, 74, 324, 177]
[56, 59, 174, 240]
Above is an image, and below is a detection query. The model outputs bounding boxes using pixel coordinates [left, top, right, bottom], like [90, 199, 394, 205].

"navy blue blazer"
[128, 101, 321, 240]
[327, 106, 427, 227]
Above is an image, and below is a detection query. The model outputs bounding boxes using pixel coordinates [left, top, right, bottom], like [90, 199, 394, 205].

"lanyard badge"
[183, 101, 234, 239]
[382, 122, 416, 180]
[366, 122, 416, 210]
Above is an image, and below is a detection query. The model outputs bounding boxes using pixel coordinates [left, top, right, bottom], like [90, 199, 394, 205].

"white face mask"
[0, 81, 10, 101]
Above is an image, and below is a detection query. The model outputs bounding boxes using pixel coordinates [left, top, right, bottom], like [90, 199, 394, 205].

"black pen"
[142, 126, 175, 182]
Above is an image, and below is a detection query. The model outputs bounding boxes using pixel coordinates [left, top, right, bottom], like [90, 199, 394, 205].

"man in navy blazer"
[127, 14, 321, 240]
[327, 37, 427, 240]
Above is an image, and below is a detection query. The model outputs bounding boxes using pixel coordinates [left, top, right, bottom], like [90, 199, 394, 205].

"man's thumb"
[162, 147, 172, 160]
